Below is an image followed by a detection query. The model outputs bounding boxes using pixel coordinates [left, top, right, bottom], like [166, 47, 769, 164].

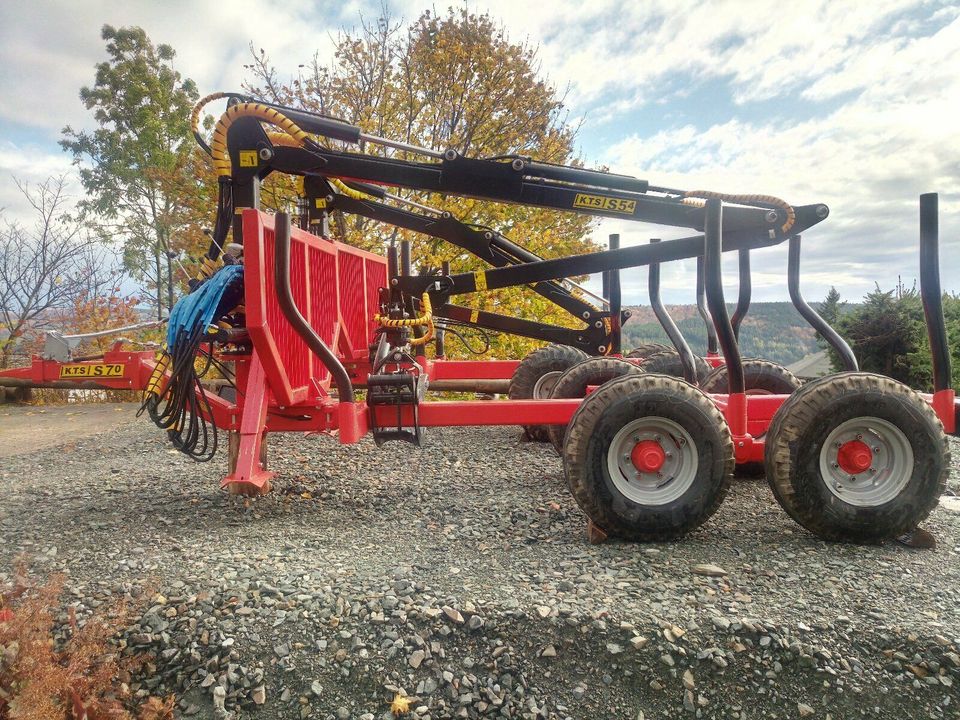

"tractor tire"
[702, 360, 801, 395]
[547, 357, 643, 453]
[625, 342, 673, 360]
[563, 374, 735, 541]
[764, 372, 949, 542]
[509, 344, 588, 441]
[639, 350, 711, 385]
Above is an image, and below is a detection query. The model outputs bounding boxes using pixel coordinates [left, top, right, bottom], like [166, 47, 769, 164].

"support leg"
[221, 351, 275, 495]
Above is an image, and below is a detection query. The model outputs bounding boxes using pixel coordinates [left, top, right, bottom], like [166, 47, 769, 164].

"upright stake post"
[787, 236, 858, 371]
[730, 249, 751, 342]
[703, 199, 747, 437]
[696, 257, 719, 356]
[608, 234, 622, 354]
[919, 193, 956, 433]
[649, 239, 698, 384]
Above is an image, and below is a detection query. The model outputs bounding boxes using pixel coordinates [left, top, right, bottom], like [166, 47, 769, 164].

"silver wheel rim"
[606, 416, 698, 505]
[819, 416, 913, 507]
[533, 370, 563, 399]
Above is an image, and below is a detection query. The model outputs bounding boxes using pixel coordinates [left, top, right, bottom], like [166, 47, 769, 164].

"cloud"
[0, 141, 78, 224]
[582, 4, 960, 303]
[1, 0, 956, 307]
[0, 0, 347, 137]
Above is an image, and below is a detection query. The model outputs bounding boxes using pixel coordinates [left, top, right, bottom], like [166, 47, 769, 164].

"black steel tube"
[787, 235, 858, 372]
[704, 200, 744, 394]
[695, 257, 719, 354]
[399, 239, 425, 353]
[328, 195, 596, 319]
[436, 261, 450, 357]
[409, 229, 786, 297]
[920, 193, 951, 392]
[342, 179, 387, 199]
[649, 239, 698, 384]
[242, 96, 362, 144]
[386, 244, 400, 305]
[400, 240, 412, 277]
[609, 234, 622, 354]
[274, 213, 355, 401]
[730, 249, 752, 341]
[520, 160, 649, 194]
[387, 244, 399, 281]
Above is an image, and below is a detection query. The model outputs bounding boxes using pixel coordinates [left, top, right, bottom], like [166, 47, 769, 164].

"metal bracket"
[42, 321, 163, 362]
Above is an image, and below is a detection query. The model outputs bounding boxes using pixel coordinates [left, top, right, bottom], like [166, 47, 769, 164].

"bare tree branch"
[0, 175, 114, 367]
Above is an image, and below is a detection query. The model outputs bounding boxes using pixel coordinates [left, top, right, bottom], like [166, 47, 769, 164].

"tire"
[625, 342, 672, 360]
[563, 374, 735, 540]
[701, 360, 801, 395]
[509, 344, 588, 441]
[547, 357, 643, 453]
[764, 372, 949, 542]
[639, 350, 712, 385]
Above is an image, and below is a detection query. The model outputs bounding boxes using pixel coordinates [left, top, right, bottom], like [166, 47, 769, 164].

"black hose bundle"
[139, 265, 244, 461]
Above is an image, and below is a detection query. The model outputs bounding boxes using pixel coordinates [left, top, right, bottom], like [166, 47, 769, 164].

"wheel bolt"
[874, 447, 881, 453]
[832, 462, 839, 469]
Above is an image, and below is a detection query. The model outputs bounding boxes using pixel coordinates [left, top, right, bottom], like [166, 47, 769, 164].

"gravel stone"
[0, 407, 958, 720]
[691, 563, 728, 577]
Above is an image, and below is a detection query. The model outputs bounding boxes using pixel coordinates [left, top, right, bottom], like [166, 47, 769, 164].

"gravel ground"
[1, 404, 959, 720]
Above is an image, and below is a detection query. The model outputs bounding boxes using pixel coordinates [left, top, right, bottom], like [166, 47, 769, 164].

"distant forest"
[621, 302, 822, 366]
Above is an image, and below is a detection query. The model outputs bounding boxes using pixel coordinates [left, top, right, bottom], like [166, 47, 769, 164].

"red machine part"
[836, 439, 874, 475]
[242, 210, 386, 408]
[631, 439, 666, 473]
[3, 209, 956, 496]
[0, 345, 157, 391]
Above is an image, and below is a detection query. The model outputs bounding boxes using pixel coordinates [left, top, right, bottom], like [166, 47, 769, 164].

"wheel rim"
[606, 416, 698, 505]
[533, 370, 563, 399]
[819, 416, 914, 507]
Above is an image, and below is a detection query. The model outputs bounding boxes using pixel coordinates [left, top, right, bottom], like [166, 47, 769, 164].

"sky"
[0, 0, 957, 305]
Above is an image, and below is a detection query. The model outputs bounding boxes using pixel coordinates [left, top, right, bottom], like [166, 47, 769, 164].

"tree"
[0, 177, 116, 368]
[909, 292, 960, 390]
[816, 286, 843, 348]
[61, 25, 206, 321]
[240, 8, 599, 358]
[831, 283, 926, 386]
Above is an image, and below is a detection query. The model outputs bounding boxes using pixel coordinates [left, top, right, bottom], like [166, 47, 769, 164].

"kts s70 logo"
[572, 193, 637, 214]
[59, 364, 125, 379]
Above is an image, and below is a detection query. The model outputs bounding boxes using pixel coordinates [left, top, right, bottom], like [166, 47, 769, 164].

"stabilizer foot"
[586, 520, 609, 545]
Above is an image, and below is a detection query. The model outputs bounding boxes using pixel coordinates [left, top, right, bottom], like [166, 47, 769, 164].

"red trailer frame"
[194, 209, 955, 497]
[1, 205, 955, 517]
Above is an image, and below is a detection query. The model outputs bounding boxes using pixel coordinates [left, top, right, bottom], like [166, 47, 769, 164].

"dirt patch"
[0, 402, 140, 457]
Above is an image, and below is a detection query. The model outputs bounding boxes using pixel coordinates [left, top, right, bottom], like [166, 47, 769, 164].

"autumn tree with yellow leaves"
[243, 8, 600, 358]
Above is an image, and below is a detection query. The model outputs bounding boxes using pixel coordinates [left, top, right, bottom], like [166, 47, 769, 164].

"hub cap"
[533, 370, 563, 399]
[607, 417, 697, 505]
[819, 416, 913, 507]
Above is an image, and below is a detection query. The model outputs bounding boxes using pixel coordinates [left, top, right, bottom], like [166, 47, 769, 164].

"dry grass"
[0, 563, 174, 720]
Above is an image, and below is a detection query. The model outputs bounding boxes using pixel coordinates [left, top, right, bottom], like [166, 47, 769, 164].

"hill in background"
[622, 302, 819, 366]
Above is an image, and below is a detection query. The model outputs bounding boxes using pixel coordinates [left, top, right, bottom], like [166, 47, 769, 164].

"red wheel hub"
[836, 439, 872, 475]
[631, 440, 666, 473]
